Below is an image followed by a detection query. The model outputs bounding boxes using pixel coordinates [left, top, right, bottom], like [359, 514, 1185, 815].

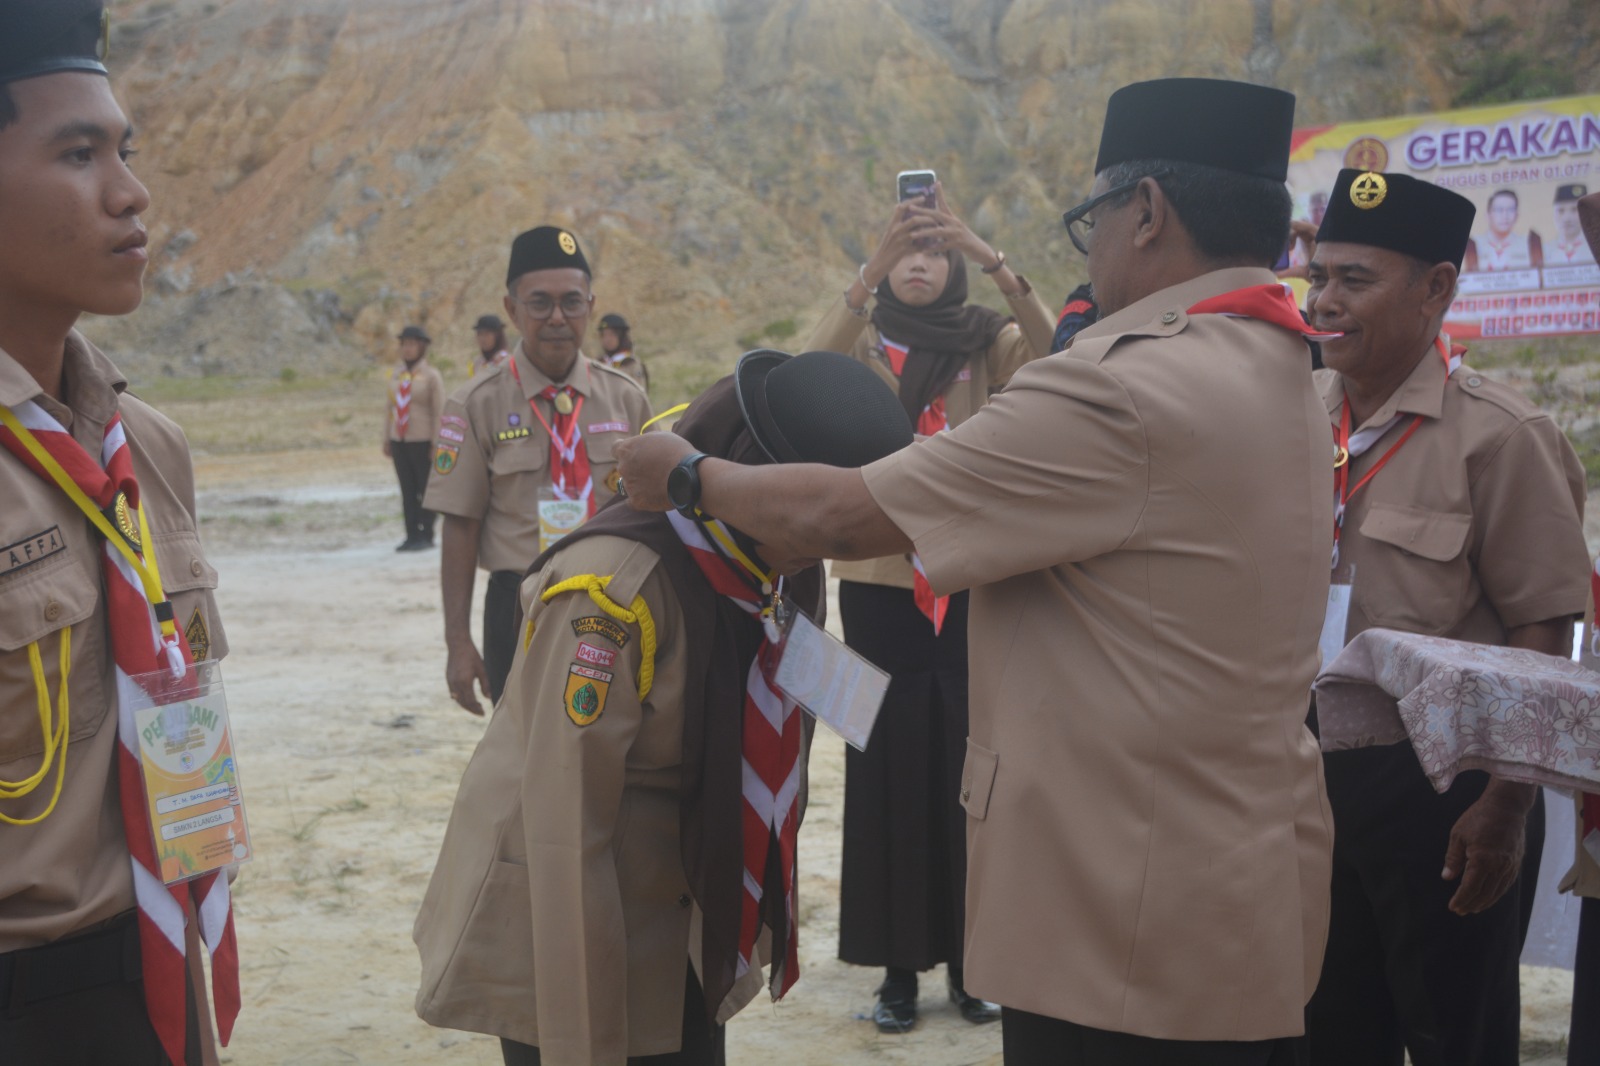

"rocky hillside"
[84, 0, 1600, 389]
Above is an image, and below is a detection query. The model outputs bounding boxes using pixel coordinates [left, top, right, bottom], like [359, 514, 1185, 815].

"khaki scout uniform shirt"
[598, 351, 649, 390]
[414, 535, 761, 1063]
[807, 282, 1056, 588]
[862, 267, 1335, 1041]
[1317, 355, 1588, 649]
[0, 334, 227, 952]
[385, 355, 445, 443]
[423, 344, 653, 573]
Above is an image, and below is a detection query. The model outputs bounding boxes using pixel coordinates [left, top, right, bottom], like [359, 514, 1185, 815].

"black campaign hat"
[398, 325, 431, 343]
[472, 314, 505, 331]
[1316, 169, 1476, 269]
[599, 313, 630, 331]
[0, 0, 107, 87]
[1094, 78, 1296, 181]
[735, 349, 913, 468]
[506, 226, 591, 287]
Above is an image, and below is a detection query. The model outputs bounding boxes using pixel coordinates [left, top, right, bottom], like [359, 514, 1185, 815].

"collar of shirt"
[512, 341, 591, 401]
[0, 330, 126, 432]
[1068, 266, 1281, 347]
[1319, 341, 1449, 429]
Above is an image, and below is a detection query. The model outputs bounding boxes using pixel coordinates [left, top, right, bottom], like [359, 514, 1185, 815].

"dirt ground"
[189, 445, 1580, 1065]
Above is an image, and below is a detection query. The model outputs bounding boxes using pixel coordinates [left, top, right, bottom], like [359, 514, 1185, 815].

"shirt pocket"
[152, 529, 227, 663]
[583, 430, 626, 501]
[959, 739, 1000, 820]
[0, 553, 107, 766]
[488, 433, 549, 501]
[1355, 502, 1473, 634]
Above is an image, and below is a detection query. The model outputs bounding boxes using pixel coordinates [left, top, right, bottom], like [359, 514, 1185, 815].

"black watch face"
[667, 463, 694, 511]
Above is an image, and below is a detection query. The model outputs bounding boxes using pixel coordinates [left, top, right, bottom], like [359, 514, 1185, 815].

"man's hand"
[381, 439, 393, 458]
[446, 638, 493, 716]
[1441, 781, 1533, 915]
[614, 432, 697, 512]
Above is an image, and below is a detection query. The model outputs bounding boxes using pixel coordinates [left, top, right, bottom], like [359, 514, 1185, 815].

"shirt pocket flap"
[0, 557, 98, 652]
[489, 436, 548, 475]
[152, 529, 217, 594]
[582, 428, 628, 465]
[960, 739, 999, 821]
[1357, 503, 1471, 563]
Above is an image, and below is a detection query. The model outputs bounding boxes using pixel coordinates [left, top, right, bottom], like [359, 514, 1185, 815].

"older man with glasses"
[424, 226, 652, 713]
[614, 78, 1335, 1065]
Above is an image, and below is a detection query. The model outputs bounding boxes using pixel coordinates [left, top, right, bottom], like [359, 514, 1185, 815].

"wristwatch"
[666, 452, 711, 518]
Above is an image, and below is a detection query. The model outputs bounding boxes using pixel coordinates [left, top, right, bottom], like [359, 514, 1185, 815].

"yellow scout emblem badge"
[109, 491, 142, 552]
[604, 469, 623, 494]
[1350, 171, 1388, 210]
[558, 231, 577, 256]
[185, 608, 211, 662]
[554, 391, 575, 415]
[565, 663, 612, 726]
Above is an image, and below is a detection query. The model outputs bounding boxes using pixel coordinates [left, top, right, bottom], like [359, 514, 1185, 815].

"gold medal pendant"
[554, 391, 575, 415]
[110, 491, 142, 552]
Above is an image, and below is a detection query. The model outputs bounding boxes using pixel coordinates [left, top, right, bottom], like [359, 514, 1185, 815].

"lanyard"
[508, 359, 588, 496]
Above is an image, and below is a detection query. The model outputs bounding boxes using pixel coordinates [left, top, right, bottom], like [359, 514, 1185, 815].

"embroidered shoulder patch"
[572, 616, 630, 647]
[1, 525, 66, 578]
[433, 445, 458, 475]
[574, 641, 617, 668]
[565, 664, 613, 726]
[185, 608, 211, 663]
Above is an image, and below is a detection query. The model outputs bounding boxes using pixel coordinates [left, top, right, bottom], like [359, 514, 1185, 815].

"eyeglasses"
[1060, 169, 1171, 255]
[519, 293, 591, 320]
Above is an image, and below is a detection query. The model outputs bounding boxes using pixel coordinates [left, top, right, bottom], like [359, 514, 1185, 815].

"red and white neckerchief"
[509, 359, 596, 517]
[667, 509, 802, 997]
[1327, 336, 1461, 569]
[391, 367, 413, 438]
[0, 400, 241, 1066]
[880, 336, 951, 634]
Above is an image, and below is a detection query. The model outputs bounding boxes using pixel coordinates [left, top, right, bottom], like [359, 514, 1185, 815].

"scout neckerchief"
[666, 509, 802, 997]
[391, 365, 413, 438]
[607, 349, 632, 368]
[469, 349, 509, 378]
[508, 358, 596, 517]
[1328, 336, 1461, 568]
[880, 335, 951, 635]
[0, 399, 241, 1066]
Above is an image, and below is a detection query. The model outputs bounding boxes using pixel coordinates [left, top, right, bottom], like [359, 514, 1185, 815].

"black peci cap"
[0, 0, 108, 87]
[1095, 78, 1297, 182]
[1556, 183, 1588, 204]
[1316, 169, 1477, 269]
[472, 314, 505, 331]
[398, 325, 431, 343]
[506, 226, 591, 287]
[735, 349, 913, 468]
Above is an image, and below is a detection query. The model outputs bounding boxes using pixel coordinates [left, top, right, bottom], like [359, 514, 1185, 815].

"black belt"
[0, 912, 142, 1010]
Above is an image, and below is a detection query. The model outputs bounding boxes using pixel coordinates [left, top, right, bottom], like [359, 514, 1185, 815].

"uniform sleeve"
[862, 353, 1148, 594]
[422, 369, 446, 438]
[1470, 415, 1590, 629]
[421, 393, 488, 519]
[993, 275, 1057, 378]
[515, 559, 664, 1063]
[802, 293, 872, 358]
[381, 374, 395, 441]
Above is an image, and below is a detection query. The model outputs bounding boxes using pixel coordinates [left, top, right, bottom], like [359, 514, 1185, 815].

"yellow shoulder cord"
[538, 574, 658, 699]
[0, 406, 183, 659]
[0, 627, 71, 825]
[639, 403, 690, 434]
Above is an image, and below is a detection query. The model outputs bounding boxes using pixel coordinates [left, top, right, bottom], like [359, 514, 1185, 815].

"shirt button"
[190, 559, 204, 577]
[44, 600, 62, 622]
[960, 786, 971, 801]
[677, 894, 692, 909]
[1466, 376, 1483, 388]
[1160, 310, 1179, 324]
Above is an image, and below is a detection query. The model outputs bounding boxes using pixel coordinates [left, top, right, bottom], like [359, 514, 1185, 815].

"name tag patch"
[495, 427, 532, 442]
[2, 525, 67, 577]
[587, 421, 629, 434]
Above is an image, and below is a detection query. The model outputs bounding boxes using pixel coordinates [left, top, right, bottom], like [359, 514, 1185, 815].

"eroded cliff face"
[87, 0, 1600, 380]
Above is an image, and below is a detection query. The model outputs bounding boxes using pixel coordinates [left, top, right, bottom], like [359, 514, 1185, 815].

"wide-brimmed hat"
[734, 349, 913, 468]
[397, 325, 431, 343]
[599, 313, 630, 331]
[472, 314, 505, 332]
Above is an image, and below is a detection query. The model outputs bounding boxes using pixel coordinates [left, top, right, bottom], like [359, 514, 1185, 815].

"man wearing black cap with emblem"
[384, 324, 444, 551]
[470, 313, 511, 377]
[0, 2, 240, 1063]
[425, 226, 652, 713]
[597, 312, 649, 390]
[415, 349, 912, 1065]
[1303, 169, 1589, 1066]
[617, 77, 1335, 1064]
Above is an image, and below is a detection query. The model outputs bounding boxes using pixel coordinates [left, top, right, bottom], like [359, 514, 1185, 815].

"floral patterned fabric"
[1315, 627, 1600, 795]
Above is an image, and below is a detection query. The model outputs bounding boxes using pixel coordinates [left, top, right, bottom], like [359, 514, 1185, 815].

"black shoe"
[872, 972, 917, 1034]
[396, 539, 427, 552]
[947, 971, 1000, 1025]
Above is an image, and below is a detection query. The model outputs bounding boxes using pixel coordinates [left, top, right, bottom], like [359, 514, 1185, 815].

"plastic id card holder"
[127, 660, 251, 885]
[539, 488, 587, 553]
[771, 611, 889, 751]
[1319, 563, 1355, 672]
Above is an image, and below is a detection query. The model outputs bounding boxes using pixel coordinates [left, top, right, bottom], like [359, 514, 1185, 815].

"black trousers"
[0, 912, 203, 1066]
[1001, 1009, 1307, 1066]
[1305, 743, 1544, 1066]
[391, 440, 436, 544]
[483, 569, 523, 703]
[1573, 895, 1600, 1065]
[500, 964, 724, 1066]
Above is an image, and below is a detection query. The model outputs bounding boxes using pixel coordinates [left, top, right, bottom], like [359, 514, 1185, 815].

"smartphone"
[896, 169, 937, 208]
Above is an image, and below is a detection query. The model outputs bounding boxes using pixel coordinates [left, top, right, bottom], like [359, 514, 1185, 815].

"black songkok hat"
[0, 0, 107, 87]
[735, 350, 913, 468]
[505, 226, 591, 287]
[1316, 169, 1477, 269]
[1095, 78, 1296, 182]
[1556, 183, 1588, 204]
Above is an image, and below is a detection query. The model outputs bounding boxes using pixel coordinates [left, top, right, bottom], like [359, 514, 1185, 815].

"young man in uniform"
[383, 324, 444, 551]
[0, 3, 239, 1063]
[616, 78, 1335, 1064]
[597, 311, 649, 390]
[425, 227, 653, 713]
[1303, 169, 1590, 1066]
[470, 313, 511, 378]
[414, 350, 912, 1065]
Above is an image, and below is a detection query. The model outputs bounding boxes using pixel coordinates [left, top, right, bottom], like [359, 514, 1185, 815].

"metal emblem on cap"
[558, 232, 577, 256]
[1350, 172, 1388, 210]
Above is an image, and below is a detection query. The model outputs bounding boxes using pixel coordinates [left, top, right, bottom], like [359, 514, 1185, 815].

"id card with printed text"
[772, 611, 889, 751]
[539, 490, 587, 553]
[128, 660, 251, 884]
